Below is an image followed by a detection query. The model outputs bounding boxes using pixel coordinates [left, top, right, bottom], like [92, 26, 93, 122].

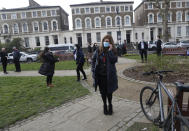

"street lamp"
[116, 7, 121, 45]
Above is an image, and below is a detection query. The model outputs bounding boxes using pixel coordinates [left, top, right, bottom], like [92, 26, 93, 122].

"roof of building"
[134, 1, 144, 11]
[70, 1, 134, 7]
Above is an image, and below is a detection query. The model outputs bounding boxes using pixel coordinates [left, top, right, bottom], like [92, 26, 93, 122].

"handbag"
[38, 63, 49, 75]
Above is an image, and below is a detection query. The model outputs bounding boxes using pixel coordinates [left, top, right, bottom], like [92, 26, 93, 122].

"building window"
[53, 35, 58, 44]
[176, 2, 182, 8]
[33, 22, 39, 32]
[148, 3, 153, 9]
[13, 23, 19, 34]
[185, 11, 189, 21]
[135, 33, 138, 40]
[106, 16, 112, 27]
[43, 21, 48, 31]
[186, 26, 189, 36]
[168, 27, 171, 37]
[117, 31, 121, 41]
[186, 2, 189, 8]
[85, 18, 91, 28]
[87, 33, 92, 43]
[35, 37, 40, 46]
[125, 15, 131, 25]
[45, 36, 49, 45]
[148, 13, 154, 23]
[130, 5, 133, 11]
[24, 38, 30, 47]
[142, 32, 144, 39]
[3, 24, 9, 34]
[52, 20, 58, 31]
[1, 14, 7, 20]
[95, 17, 101, 28]
[21, 12, 26, 19]
[75, 18, 82, 29]
[116, 6, 120, 13]
[75, 8, 80, 14]
[176, 11, 182, 22]
[42, 10, 47, 17]
[11, 13, 17, 19]
[94, 7, 100, 13]
[64, 37, 67, 44]
[116, 16, 121, 26]
[177, 26, 181, 36]
[96, 32, 101, 42]
[51, 10, 57, 16]
[167, 13, 172, 22]
[70, 37, 72, 43]
[85, 8, 90, 14]
[158, 28, 162, 37]
[125, 6, 129, 11]
[107, 32, 112, 36]
[22, 23, 28, 32]
[157, 13, 162, 22]
[32, 11, 38, 18]
[106, 7, 111, 13]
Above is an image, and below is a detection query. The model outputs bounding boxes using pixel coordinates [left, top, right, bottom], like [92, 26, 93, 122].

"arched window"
[115, 16, 121, 26]
[85, 18, 91, 28]
[157, 13, 162, 22]
[167, 12, 172, 22]
[22, 23, 28, 32]
[125, 15, 131, 25]
[95, 17, 101, 28]
[185, 11, 189, 21]
[106, 16, 112, 27]
[43, 21, 48, 31]
[51, 20, 58, 31]
[75, 18, 82, 29]
[148, 13, 154, 23]
[3, 24, 9, 34]
[13, 23, 19, 34]
[33, 21, 39, 32]
[176, 11, 182, 22]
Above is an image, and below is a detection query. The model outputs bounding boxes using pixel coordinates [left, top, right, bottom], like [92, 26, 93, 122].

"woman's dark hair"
[40, 47, 50, 58]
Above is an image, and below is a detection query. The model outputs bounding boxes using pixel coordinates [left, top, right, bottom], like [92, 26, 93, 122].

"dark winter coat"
[92, 48, 118, 94]
[0, 51, 8, 62]
[138, 42, 148, 51]
[156, 40, 162, 51]
[39, 52, 58, 76]
[74, 48, 85, 64]
[13, 50, 21, 62]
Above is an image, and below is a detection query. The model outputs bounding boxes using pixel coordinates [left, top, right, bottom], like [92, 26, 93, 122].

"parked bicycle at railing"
[140, 70, 189, 131]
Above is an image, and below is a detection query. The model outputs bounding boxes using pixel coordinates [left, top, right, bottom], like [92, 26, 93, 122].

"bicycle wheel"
[140, 86, 160, 124]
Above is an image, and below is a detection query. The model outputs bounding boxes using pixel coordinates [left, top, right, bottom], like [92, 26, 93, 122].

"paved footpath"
[3, 58, 149, 131]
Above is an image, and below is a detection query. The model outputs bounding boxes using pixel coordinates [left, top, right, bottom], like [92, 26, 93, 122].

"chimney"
[29, 0, 40, 7]
[100, 0, 103, 2]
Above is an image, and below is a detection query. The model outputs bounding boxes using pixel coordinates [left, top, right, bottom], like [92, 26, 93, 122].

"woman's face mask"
[103, 42, 110, 48]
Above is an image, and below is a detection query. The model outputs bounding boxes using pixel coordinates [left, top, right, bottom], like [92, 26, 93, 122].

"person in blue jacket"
[74, 44, 87, 81]
[92, 35, 118, 115]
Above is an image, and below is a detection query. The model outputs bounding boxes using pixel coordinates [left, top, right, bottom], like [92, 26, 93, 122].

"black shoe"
[4, 72, 8, 74]
[104, 105, 108, 115]
[108, 104, 113, 115]
[82, 78, 87, 80]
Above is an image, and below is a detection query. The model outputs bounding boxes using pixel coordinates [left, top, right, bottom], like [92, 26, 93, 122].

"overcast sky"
[0, 0, 142, 30]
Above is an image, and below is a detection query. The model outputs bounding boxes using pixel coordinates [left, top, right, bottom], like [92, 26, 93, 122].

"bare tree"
[154, 0, 171, 42]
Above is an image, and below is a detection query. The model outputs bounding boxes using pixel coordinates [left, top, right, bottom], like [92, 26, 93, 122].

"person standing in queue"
[0, 48, 8, 74]
[13, 47, 21, 72]
[156, 35, 162, 56]
[138, 39, 148, 63]
[92, 35, 118, 115]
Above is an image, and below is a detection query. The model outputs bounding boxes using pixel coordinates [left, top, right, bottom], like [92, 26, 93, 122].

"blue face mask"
[103, 42, 110, 47]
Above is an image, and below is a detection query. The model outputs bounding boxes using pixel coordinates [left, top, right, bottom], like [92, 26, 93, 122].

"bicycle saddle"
[174, 82, 189, 92]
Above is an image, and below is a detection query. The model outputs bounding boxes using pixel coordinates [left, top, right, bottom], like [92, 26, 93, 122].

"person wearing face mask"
[92, 35, 118, 115]
[138, 39, 148, 63]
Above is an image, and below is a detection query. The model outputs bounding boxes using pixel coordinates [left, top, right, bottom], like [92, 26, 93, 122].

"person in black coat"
[156, 35, 162, 56]
[13, 47, 21, 72]
[39, 47, 59, 87]
[0, 48, 8, 74]
[138, 40, 148, 63]
[92, 34, 118, 115]
[74, 44, 87, 81]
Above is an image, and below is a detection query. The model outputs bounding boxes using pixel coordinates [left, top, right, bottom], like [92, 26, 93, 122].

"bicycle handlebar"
[143, 70, 173, 76]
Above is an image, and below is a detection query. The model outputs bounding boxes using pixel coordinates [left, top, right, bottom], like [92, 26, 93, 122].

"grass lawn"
[0, 60, 89, 71]
[126, 122, 159, 131]
[0, 76, 89, 129]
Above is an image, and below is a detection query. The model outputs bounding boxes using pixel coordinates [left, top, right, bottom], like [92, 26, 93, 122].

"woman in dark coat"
[92, 35, 118, 115]
[39, 47, 58, 87]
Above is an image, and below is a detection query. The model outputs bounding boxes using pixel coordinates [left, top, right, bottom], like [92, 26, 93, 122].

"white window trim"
[85, 17, 91, 28]
[42, 21, 49, 31]
[106, 16, 112, 27]
[75, 8, 80, 14]
[176, 2, 182, 8]
[11, 13, 17, 19]
[148, 13, 154, 23]
[1, 14, 7, 20]
[75, 18, 82, 29]
[51, 10, 57, 16]
[2, 23, 9, 34]
[32, 21, 39, 32]
[94, 17, 101, 28]
[41, 10, 47, 17]
[186, 26, 189, 36]
[185, 11, 189, 21]
[51, 20, 59, 31]
[32, 11, 38, 18]
[115, 15, 122, 27]
[177, 26, 182, 37]
[124, 15, 131, 26]
[125, 6, 129, 11]
[22, 23, 28, 33]
[115, 6, 121, 13]
[176, 11, 182, 22]
[12, 23, 19, 34]
[21, 12, 26, 19]
[148, 2, 153, 9]
[105, 6, 111, 13]
[157, 13, 162, 23]
[94, 7, 100, 14]
[85, 8, 90, 14]
[168, 12, 172, 22]
[186, 2, 189, 8]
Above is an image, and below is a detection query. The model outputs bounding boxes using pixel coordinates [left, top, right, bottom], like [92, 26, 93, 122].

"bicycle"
[140, 70, 189, 131]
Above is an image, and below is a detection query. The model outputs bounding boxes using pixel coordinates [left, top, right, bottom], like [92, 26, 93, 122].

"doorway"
[76, 33, 82, 47]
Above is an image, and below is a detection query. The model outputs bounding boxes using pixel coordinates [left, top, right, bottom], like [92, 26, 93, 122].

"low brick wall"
[162, 47, 187, 55]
